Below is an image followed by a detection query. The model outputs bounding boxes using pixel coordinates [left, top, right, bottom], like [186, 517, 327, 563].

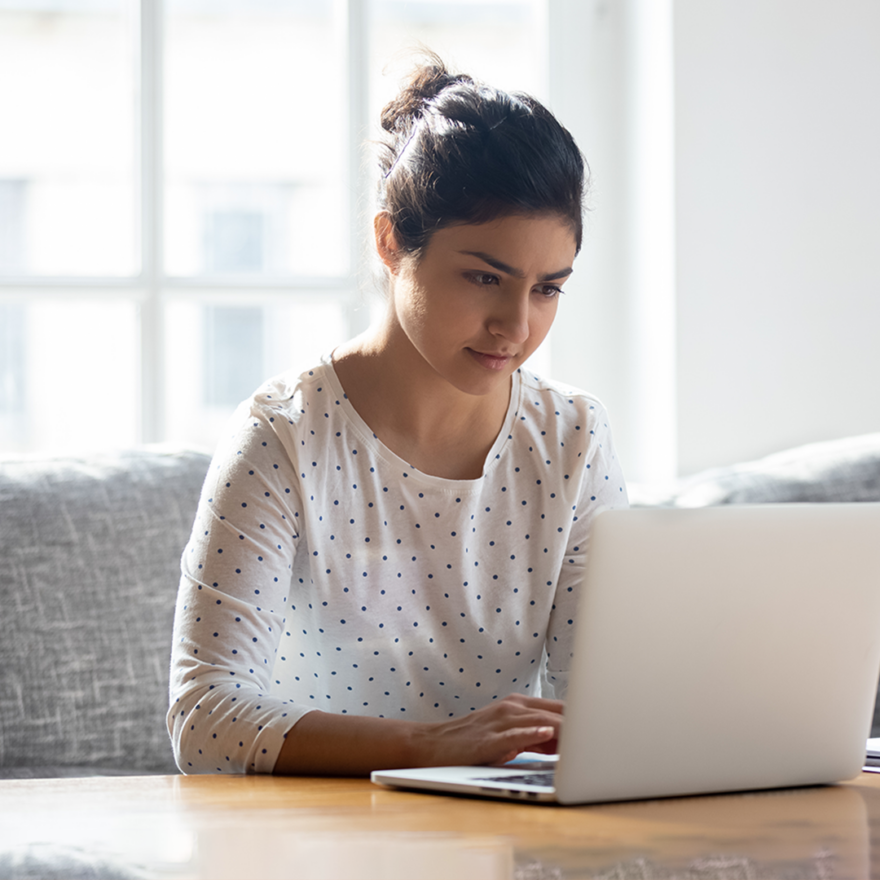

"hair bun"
[380, 52, 473, 134]
[375, 51, 586, 258]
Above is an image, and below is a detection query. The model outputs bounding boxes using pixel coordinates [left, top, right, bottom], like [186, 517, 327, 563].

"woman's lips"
[467, 348, 512, 371]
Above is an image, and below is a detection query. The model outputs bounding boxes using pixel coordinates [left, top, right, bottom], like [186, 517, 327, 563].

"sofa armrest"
[0, 446, 210, 777]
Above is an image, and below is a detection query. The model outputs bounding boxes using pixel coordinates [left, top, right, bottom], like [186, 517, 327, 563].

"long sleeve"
[539, 396, 629, 699]
[167, 401, 312, 774]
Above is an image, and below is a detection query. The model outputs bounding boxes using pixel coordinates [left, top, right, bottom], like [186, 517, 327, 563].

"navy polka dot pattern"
[167, 357, 628, 774]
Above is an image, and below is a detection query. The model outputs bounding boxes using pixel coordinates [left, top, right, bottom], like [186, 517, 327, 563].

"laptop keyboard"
[474, 771, 556, 788]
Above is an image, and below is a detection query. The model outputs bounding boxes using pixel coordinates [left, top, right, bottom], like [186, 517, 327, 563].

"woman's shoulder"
[513, 368, 627, 504]
[515, 368, 611, 427]
[209, 358, 341, 462]
[220, 356, 348, 440]
[251, 357, 335, 412]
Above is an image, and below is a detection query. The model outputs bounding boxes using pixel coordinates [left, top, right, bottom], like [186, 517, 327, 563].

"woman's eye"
[536, 284, 563, 299]
[468, 272, 499, 287]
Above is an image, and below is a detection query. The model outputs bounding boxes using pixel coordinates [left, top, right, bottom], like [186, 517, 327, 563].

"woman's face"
[380, 213, 577, 398]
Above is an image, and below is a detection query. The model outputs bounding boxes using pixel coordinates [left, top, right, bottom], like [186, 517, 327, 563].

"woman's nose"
[489, 292, 530, 344]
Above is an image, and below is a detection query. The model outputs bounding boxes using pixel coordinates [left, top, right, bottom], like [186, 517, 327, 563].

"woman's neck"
[331, 327, 511, 481]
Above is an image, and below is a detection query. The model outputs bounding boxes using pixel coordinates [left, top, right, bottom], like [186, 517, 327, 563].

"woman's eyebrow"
[459, 250, 573, 282]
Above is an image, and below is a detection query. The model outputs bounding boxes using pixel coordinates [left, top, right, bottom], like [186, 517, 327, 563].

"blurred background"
[1, 0, 878, 484]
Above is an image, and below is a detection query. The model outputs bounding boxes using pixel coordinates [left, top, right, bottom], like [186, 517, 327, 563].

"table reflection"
[515, 784, 869, 879]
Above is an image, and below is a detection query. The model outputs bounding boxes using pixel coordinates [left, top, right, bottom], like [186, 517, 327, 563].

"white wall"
[674, 0, 880, 475]
[549, 0, 677, 484]
[552, 0, 880, 482]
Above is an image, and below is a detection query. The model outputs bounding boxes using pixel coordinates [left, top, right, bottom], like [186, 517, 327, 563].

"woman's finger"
[481, 724, 558, 766]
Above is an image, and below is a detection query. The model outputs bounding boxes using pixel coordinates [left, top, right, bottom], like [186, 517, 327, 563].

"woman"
[167, 55, 628, 776]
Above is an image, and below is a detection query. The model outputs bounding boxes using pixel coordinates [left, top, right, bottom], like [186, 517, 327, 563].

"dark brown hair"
[377, 53, 587, 258]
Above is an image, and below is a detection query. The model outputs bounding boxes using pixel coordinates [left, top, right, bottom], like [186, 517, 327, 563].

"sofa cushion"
[629, 433, 880, 508]
[0, 446, 210, 777]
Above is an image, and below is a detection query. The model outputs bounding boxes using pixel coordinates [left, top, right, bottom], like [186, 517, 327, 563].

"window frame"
[0, 0, 583, 450]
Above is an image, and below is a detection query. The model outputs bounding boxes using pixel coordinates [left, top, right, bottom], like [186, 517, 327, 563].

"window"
[0, 180, 26, 274]
[0, 302, 25, 413]
[0, 0, 549, 454]
[202, 306, 264, 409]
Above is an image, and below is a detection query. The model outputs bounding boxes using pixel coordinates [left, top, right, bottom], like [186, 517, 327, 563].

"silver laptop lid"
[555, 503, 880, 804]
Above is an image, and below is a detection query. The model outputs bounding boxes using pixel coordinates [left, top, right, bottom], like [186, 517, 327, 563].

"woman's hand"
[274, 694, 563, 777]
[411, 694, 563, 768]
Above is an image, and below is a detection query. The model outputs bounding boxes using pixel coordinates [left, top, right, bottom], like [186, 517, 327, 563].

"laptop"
[372, 504, 880, 804]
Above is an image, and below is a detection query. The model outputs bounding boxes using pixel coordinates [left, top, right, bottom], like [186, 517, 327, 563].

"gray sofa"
[0, 446, 210, 778]
[627, 432, 880, 509]
[2, 433, 879, 778]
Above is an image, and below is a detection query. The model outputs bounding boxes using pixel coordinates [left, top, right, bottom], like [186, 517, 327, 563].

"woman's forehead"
[425, 215, 577, 268]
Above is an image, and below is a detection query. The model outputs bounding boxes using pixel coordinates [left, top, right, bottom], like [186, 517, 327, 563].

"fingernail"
[537, 726, 554, 736]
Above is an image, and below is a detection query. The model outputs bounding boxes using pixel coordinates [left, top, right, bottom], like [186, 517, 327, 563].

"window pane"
[163, 296, 348, 450]
[0, 302, 26, 415]
[0, 297, 139, 452]
[202, 305, 264, 408]
[0, 1, 138, 277]
[164, 1, 349, 279]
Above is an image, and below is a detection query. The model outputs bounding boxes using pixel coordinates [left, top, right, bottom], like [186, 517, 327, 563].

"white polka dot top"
[167, 357, 628, 774]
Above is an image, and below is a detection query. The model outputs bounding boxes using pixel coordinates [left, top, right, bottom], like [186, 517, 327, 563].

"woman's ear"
[374, 212, 403, 275]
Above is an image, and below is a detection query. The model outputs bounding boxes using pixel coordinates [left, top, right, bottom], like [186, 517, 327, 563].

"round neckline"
[319, 353, 522, 492]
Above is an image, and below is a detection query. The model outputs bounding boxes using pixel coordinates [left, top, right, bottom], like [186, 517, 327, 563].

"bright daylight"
[2, 2, 880, 878]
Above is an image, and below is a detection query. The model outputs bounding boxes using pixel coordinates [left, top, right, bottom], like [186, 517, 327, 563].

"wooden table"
[3, 772, 880, 879]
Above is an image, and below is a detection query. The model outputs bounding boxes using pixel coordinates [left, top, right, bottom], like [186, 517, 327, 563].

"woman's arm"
[543, 396, 629, 700]
[273, 693, 563, 776]
[168, 396, 310, 774]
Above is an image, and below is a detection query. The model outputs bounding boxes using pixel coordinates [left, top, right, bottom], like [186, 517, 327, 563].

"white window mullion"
[139, 0, 164, 444]
[345, 0, 373, 339]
